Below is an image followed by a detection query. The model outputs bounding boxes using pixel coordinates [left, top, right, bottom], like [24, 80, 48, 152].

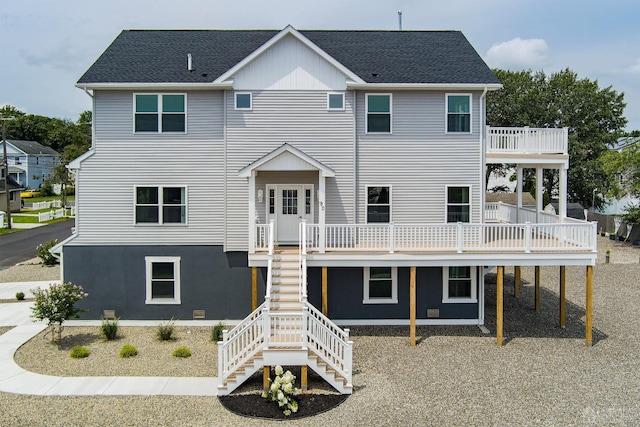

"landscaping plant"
[119, 344, 138, 358]
[262, 365, 299, 416]
[30, 282, 88, 343]
[100, 317, 119, 340]
[36, 239, 59, 266]
[69, 346, 90, 359]
[15, 291, 25, 301]
[156, 318, 176, 341]
[211, 321, 226, 342]
[172, 346, 191, 358]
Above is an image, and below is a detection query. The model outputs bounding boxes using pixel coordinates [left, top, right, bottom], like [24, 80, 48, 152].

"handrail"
[303, 302, 352, 386]
[265, 220, 274, 301]
[299, 220, 308, 302]
[486, 126, 568, 154]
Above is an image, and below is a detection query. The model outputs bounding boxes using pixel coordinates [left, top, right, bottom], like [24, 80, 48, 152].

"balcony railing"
[487, 126, 568, 155]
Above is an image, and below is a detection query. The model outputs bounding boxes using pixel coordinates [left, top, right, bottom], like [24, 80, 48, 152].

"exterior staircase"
[217, 223, 353, 395]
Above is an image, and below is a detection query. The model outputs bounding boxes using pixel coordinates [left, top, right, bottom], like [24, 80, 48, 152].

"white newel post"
[559, 167, 568, 221]
[248, 170, 256, 254]
[536, 167, 543, 223]
[319, 173, 326, 253]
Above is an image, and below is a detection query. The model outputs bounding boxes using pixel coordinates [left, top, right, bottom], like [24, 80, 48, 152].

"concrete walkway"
[0, 281, 219, 397]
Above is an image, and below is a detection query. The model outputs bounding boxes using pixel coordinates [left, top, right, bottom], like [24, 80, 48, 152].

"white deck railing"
[487, 126, 568, 154]
[303, 221, 596, 253]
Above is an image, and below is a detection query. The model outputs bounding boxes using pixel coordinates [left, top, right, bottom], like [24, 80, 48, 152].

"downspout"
[479, 86, 488, 225]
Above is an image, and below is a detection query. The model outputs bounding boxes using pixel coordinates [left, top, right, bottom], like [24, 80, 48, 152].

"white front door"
[275, 185, 313, 243]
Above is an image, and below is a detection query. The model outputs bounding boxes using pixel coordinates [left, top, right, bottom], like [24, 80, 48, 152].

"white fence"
[38, 209, 65, 222]
[487, 126, 568, 154]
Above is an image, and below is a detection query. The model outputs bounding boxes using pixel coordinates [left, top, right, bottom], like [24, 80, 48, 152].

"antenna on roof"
[187, 53, 193, 72]
[398, 10, 402, 31]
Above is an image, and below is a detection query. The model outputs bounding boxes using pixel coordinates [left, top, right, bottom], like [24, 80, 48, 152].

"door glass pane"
[282, 189, 298, 215]
[305, 189, 311, 215]
[269, 189, 275, 214]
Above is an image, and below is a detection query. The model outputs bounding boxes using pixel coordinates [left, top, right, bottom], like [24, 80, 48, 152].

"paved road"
[0, 220, 74, 268]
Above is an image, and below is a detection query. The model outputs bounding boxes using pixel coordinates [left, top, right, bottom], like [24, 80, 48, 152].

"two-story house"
[57, 26, 597, 394]
[4, 140, 60, 190]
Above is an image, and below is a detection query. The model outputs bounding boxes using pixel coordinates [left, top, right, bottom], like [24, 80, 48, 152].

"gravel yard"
[1, 238, 639, 426]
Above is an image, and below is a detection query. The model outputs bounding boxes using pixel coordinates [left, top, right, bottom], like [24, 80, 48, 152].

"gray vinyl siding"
[69, 90, 225, 245]
[356, 91, 483, 224]
[225, 90, 355, 251]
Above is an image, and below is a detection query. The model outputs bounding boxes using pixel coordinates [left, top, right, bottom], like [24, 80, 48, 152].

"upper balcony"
[486, 127, 569, 166]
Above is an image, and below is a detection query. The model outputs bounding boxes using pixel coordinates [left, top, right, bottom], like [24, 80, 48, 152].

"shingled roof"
[8, 140, 59, 156]
[78, 29, 500, 85]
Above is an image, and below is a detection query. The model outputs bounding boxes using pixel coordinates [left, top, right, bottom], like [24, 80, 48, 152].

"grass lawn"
[26, 195, 75, 204]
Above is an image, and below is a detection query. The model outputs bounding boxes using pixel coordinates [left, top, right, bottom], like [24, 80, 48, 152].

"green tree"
[487, 69, 627, 208]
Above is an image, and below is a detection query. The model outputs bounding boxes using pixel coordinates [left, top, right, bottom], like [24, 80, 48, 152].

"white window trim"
[365, 185, 392, 224]
[133, 185, 188, 226]
[145, 256, 181, 305]
[442, 266, 477, 303]
[235, 92, 253, 110]
[444, 185, 472, 223]
[363, 266, 398, 304]
[133, 93, 188, 134]
[327, 93, 345, 111]
[365, 93, 392, 134]
[445, 93, 472, 134]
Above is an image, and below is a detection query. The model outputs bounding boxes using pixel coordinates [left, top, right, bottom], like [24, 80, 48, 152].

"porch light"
[258, 189, 263, 203]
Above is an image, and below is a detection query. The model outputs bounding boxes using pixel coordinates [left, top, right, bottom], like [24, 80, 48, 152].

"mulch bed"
[219, 392, 348, 419]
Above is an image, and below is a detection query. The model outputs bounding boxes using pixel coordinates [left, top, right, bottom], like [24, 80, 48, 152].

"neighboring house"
[3, 140, 60, 190]
[0, 173, 24, 213]
[57, 26, 597, 394]
[598, 136, 639, 215]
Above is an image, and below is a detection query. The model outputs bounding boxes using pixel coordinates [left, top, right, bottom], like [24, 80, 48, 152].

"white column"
[516, 166, 523, 223]
[319, 173, 326, 253]
[536, 167, 543, 223]
[248, 170, 256, 254]
[559, 167, 568, 221]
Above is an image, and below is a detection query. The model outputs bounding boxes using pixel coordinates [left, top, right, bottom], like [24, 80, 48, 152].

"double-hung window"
[134, 94, 186, 133]
[363, 267, 398, 304]
[366, 94, 392, 133]
[446, 94, 471, 133]
[135, 186, 187, 224]
[366, 186, 391, 223]
[145, 256, 181, 304]
[446, 186, 470, 223]
[443, 266, 477, 303]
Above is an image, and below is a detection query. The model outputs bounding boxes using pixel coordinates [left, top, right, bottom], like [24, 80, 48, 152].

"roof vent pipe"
[187, 53, 193, 71]
[398, 10, 402, 31]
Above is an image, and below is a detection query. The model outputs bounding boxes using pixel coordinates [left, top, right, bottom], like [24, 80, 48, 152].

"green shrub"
[156, 318, 175, 341]
[100, 317, 119, 340]
[211, 321, 225, 342]
[15, 291, 25, 301]
[30, 282, 88, 343]
[70, 346, 90, 359]
[36, 239, 59, 266]
[119, 344, 138, 358]
[172, 346, 191, 358]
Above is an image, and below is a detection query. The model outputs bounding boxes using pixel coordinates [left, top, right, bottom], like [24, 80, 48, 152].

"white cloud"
[485, 38, 550, 70]
[622, 58, 640, 74]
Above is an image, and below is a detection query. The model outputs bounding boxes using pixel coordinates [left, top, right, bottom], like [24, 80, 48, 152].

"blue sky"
[2, 0, 639, 130]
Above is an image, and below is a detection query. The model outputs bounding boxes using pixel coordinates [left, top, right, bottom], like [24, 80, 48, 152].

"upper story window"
[446, 186, 470, 223]
[367, 186, 391, 223]
[235, 92, 252, 110]
[135, 186, 187, 224]
[366, 94, 392, 133]
[134, 94, 186, 133]
[446, 94, 471, 133]
[327, 93, 345, 110]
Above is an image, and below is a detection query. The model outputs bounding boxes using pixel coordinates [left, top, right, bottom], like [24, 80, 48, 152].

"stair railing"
[299, 220, 308, 302]
[265, 219, 274, 302]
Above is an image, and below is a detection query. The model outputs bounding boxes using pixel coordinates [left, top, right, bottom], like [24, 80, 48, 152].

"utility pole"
[2, 116, 15, 229]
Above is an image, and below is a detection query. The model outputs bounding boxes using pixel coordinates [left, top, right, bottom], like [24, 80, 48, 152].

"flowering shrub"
[261, 365, 299, 416]
[30, 282, 88, 343]
[36, 239, 59, 266]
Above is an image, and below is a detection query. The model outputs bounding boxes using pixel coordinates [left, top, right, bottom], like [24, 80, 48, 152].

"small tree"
[31, 282, 88, 343]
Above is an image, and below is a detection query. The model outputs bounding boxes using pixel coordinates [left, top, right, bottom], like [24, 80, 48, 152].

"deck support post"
[252, 267, 258, 311]
[514, 266, 521, 297]
[497, 266, 504, 347]
[535, 167, 543, 223]
[321, 267, 328, 316]
[516, 166, 523, 223]
[301, 365, 308, 392]
[410, 266, 416, 347]
[535, 266, 541, 311]
[586, 265, 593, 346]
[559, 266, 566, 328]
[263, 366, 270, 390]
